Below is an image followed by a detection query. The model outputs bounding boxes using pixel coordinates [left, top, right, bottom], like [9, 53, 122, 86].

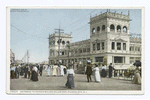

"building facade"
[10, 49, 15, 64]
[48, 11, 141, 69]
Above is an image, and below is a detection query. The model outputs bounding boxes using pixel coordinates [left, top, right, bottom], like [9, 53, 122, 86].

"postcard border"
[6, 6, 145, 95]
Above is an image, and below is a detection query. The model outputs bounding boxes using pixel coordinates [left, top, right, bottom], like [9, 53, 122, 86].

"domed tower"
[48, 32, 72, 64]
[89, 10, 131, 69]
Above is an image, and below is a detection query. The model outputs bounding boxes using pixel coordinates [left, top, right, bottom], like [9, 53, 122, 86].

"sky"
[10, 9, 141, 63]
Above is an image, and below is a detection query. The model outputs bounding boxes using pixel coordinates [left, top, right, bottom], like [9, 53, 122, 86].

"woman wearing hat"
[101, 64, 107, 78]
[10, 64, 15, 79]
[53, 64, 58, 76]
[93, 64, 101, 82]
[65, 64, 75, 88]
[31, 65, 38, 81]
[132, 65, 141, 84]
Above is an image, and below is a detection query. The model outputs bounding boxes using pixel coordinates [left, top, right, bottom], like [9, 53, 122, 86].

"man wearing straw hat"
[86, 60, 92, 82]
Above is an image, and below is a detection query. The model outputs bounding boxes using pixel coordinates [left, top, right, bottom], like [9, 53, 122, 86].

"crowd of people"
[85, 61, 114, 83]
[10, 63, 75, 88]
[10, 63, 68, 80]
[10, 61, 141, 89]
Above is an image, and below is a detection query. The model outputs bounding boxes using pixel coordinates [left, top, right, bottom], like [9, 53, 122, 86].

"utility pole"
[27, 50, 29, 66]
[54, 22, 64, 66]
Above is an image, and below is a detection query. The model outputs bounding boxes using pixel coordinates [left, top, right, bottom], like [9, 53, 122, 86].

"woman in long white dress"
[60, 64, 64, 76]
[46, 65, 51, 77]
[93, 64, 101, 82]
[132, 66, 141, 84]
[53, 64, 58, 76]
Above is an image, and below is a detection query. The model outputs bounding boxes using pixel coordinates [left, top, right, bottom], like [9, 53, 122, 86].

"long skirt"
[11, 71, 15, 79]
[132, 72, 141, 84]
[53, 68, 57, 76]
[28, 71, 30, 79]
[94, 71, 101, 82]
[65, 74, 75, 88]
[15, 72, 19, 78]
[101, 69, 107, 77]
[47, 69, 50, 76]
[30, 71, 33, 80]
[32, 71, 38, 81]
[64, 68, 66, 74]
[60, 68, 64, 76]
[57, 67, 61, 76]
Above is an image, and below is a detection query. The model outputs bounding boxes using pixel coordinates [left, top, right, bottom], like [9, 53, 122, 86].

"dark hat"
[95, 64, 98, 67]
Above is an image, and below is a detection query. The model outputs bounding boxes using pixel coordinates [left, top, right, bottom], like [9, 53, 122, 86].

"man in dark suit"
[15, 65, 19, 79]
[24, 65, 28, 78]
[109, 63, 115, 78]
[39, 64, 43, 76]
[86, 61, 92, 82]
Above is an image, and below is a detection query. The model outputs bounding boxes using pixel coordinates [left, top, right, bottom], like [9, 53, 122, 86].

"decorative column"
[112, 56, 114, 64]
[114, 25, 117, 33]
[121, 42, 123, 51]
[121, 25, 123, 33]
[100, 41, 102, 51]
[115, 42, 117, 51]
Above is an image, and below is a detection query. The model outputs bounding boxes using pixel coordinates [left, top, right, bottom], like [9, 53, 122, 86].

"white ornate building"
[48, 11, 141, 69]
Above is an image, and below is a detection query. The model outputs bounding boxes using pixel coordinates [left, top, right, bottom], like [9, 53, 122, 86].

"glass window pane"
[117, 43, 121, 50]
[95, 57, 103, 62]
[97, 43, 100, 50]
[112, 42, 115, 50]
[114, 57, 123, 63]
[102, 42, 104, 50]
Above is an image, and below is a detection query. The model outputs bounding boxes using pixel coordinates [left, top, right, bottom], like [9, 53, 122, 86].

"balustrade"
[111, 69, 139, 80]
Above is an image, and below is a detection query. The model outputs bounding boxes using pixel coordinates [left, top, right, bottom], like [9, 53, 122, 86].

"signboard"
[103, 56, 107, 65]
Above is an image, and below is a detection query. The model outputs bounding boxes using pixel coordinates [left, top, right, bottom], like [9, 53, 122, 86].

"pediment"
[92, 39, 105, 43]
[111, 38, 127, 42]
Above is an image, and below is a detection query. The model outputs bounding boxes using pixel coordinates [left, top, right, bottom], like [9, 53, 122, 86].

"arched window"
[66, 41, 70, 45]
[97, 26, 100, 32]
[130, 46, 134, 51]
[110, 24, 115, 31]
[62, 41, 65, 45]
[92, 28, 95, 34]
[102, 25, 105, 31]
[117, 25, 121, 32]
[123, 26, 127, 32]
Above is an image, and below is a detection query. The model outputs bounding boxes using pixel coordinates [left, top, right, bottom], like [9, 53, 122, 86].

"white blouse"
[101, 66, 106, 70]
[32, 67, 38, 72]
[66, 69, 75, 76]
